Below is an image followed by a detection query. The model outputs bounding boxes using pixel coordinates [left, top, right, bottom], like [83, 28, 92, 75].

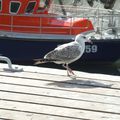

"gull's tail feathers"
[34, 58, 58, 65]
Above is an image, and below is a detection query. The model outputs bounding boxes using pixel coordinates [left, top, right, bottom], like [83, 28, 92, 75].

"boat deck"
[0, 63, 120, 120]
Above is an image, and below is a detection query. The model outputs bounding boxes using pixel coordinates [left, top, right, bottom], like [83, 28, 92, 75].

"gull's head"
[75, 34, 92, 44]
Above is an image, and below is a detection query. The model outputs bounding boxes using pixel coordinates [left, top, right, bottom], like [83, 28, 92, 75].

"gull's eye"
[83, 36, 86, 39]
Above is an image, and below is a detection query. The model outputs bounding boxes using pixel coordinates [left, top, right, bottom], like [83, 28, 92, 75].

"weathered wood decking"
[0, 63, 120, 120]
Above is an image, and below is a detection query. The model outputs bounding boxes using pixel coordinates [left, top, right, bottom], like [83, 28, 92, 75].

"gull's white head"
[75, 34, 92, 43]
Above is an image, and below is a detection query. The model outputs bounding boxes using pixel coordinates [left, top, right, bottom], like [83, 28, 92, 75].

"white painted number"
[85, 45, 98, 53]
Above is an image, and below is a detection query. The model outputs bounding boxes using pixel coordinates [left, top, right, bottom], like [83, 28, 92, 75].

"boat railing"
[50, 4, 112, 17]
[50, 4, 120, 37]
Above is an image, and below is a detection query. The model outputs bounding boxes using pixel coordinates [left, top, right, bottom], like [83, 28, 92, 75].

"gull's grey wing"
[44, 42, 82, 62]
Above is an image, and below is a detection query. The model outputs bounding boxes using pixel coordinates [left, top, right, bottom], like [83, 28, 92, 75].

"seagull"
[34, 34, 92, 77]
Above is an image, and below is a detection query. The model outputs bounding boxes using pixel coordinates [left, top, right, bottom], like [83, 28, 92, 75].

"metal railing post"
[0, 56, 23, 72]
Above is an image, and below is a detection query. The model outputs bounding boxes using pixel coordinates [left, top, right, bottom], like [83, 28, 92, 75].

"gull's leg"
[62, 64, 76, 79]
[62, 64, 70, 76]
[66, 64, 76, 76]
[67, 64, 77, 79]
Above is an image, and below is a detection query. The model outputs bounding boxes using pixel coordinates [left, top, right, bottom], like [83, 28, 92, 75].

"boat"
[0, 0, 120, 66]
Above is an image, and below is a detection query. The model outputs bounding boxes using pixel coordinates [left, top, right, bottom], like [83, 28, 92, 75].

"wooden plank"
[0, 99, 120, 120]
[0, 72, 120, 97]
[0, 90, 120, 114]
[0, 64, 120, 120]
[4, 63, 119, 82]
[0, 69, 119, 90]
[0, 109, 82, 120]
[0, 77, 120, 106]
[0, 64, 120, 82]
[0, 68, 120, 84]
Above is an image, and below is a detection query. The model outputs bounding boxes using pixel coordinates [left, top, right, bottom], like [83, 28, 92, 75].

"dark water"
[73, 63, 120, 76]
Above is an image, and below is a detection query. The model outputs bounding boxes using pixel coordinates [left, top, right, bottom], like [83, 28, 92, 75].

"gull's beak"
[87, 39, 93, 44]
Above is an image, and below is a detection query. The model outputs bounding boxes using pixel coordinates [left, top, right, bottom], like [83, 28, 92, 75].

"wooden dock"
[0, 63, 120, 120]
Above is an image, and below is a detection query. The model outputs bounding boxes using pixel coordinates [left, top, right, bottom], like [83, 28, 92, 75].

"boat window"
[0, 0, 2, 11]
[37, 0, 50, 12]
[25, 2, 36, 13]
[10, 2, 21, 13]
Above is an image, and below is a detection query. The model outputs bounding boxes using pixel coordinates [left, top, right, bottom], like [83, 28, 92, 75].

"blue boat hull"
[0, 36, 120, 65]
